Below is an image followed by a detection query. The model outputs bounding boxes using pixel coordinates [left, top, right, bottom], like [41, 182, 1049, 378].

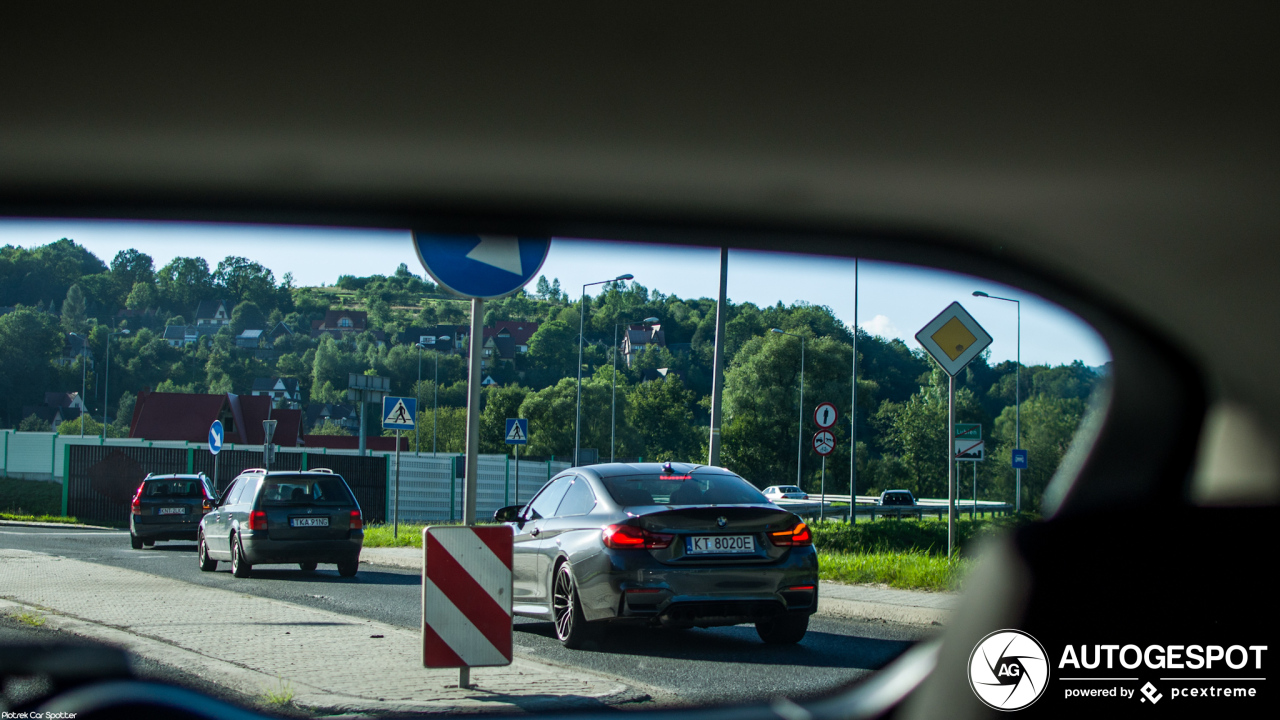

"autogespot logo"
[969, 629, 1051, 711]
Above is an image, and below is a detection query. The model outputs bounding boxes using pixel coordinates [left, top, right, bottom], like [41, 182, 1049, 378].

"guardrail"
[776, 498, 1015, 521]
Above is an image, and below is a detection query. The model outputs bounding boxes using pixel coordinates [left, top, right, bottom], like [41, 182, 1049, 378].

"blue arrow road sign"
[413, 233, 551, 299]
[505, 418, 528, 445]
[208, 420, 223, 455]
[382, 396, 417, 430]
[1012, 449, 1028, 469]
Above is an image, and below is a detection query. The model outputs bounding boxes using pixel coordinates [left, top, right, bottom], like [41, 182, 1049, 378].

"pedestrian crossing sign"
[505, 418, 528, 445]
[382, 396, 417, 430]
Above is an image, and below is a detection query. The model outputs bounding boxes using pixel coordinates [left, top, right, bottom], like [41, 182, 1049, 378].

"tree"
[988, 395, 1089, 509]
[412, 406, 467, 453]
[61, 283, 88, 335]
[310, 419, 352, 436]
[524, 321, 575, 388]
[18, 414, 49, 432]
[0, 307, 64, 426]
[157, 257, 216, 313]
[871, 368, 984, 499]
[229, 301, 266, 335]
[626, 375, 701, 462]
[56, 415, 125, 438]
[125, 281, 158, 311]
[518, 377, 612, 458]
[110, 249, 155, 306]
[480, 385, 532, 453]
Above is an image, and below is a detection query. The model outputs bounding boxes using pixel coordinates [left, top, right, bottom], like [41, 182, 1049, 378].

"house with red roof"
[128, 390, 303, 446]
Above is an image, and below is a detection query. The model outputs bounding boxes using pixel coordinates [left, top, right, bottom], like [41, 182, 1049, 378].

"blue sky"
[1, 219, 1109, 367]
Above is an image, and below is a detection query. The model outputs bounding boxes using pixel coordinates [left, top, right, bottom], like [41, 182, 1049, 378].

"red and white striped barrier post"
[422, 525, 514, 687]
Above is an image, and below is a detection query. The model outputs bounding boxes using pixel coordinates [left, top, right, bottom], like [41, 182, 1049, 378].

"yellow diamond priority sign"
[915, 302, 992, 376]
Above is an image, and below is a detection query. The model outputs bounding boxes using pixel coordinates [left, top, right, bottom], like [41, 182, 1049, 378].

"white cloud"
[861, 314, 900, 340]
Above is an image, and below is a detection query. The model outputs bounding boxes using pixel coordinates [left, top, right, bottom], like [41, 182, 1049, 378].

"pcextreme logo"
[969, 629, 1051, 711]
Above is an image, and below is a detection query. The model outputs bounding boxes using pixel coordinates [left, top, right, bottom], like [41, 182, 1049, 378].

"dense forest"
[0, 238, 1107, 509]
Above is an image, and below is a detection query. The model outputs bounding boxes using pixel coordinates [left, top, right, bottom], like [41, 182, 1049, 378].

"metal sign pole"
[394, 429, 401, 539]
[514, 444, 519, 506]
[819, 456, 825, 522]
[948, 374, 956, 556]
[972, 460, 977, 520]
[458, 298, 485, 692]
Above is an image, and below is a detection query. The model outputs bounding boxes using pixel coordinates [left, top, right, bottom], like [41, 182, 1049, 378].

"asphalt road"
[0, 525, 932, 706]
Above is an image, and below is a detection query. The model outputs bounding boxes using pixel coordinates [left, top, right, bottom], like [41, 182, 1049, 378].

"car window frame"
[523, 474, 574, 521]
[553, 476, 597, 517]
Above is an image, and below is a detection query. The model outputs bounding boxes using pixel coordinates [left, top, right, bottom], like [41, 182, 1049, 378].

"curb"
[0, 519, 120, 530]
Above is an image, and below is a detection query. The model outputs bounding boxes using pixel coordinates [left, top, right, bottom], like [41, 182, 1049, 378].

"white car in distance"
[763, 486, 809, 502]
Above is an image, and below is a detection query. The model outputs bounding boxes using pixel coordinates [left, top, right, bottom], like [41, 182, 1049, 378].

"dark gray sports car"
[494, 462, 819, 648]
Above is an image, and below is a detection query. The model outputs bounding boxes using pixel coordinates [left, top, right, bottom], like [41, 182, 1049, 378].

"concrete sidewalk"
[360, 546, 959, 627]
[0, 549, 638, 715]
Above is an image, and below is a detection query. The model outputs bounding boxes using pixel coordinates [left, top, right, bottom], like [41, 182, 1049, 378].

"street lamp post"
[612, 316, 659, 462]
[973, 291, 1021, 512]
[435, 336, 447, 455]
[68, 333, 87, 436]
[415, 342, 425, 456]
[771, 329, 806, 489]
[102, 329, 129, 439]
[575, 274, 633, 466]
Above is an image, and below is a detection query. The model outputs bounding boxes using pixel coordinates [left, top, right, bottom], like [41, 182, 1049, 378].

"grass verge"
[364, 515, 1028, 592]
[818, 550, 972, 592]
[0, 476, 64, 518]
[0, 512, 81, 524]
[362, 523, 430, 548]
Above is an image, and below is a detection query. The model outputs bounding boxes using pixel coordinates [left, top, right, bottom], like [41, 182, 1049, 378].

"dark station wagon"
[197, 469, 364, 578]
[129, 473, 217, 549]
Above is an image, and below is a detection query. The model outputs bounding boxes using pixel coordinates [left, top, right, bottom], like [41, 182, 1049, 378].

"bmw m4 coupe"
[494, 462, 819, 648]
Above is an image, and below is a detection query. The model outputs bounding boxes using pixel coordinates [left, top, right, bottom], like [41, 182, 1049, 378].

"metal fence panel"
[3, 432, 58, 478]
[66, 445, 189, 524]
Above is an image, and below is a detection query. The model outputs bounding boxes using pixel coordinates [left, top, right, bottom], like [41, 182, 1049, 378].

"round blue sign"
[413, 233, 551, 300]
[208, 420, 224, 455]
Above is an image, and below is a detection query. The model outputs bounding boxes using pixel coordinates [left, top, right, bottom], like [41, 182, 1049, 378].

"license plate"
[158, 507, 186, 515]
[290, 517, 329, 527]
[686, 535, 755, 554]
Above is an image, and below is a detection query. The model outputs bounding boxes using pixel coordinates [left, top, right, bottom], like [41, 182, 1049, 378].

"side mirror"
[493, 505, 523, 523]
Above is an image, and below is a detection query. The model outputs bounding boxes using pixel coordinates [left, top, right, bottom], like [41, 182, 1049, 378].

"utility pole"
[850, 259, 858, 523]
[707, 247, 729, 467]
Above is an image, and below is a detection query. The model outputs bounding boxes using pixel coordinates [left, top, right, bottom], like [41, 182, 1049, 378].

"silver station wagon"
[494, 462, 819, 648]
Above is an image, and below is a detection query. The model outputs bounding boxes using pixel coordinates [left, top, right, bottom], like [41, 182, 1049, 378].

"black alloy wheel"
[230, 533, 252, 578]
[198, 532, 217, 572]
[130, 533, 143, 550]
[552, 562, 594, 649]
[299, 562, 317, 572]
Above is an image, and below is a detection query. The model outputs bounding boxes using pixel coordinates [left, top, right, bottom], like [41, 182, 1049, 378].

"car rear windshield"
[143, 479, 205, 499]
[261, 476, 355, 505]
[602, 473, 767, 507]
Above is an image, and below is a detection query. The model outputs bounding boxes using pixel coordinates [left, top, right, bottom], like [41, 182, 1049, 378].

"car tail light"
[349, 510, 362, 530]
[131, 484, 145, 515]
[603, 524, 673, 549]
[769, 522, 812, 547]
[786, 585, 816, 592]
[248, 510, 268, 530]
[202, 499, 213, 513]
